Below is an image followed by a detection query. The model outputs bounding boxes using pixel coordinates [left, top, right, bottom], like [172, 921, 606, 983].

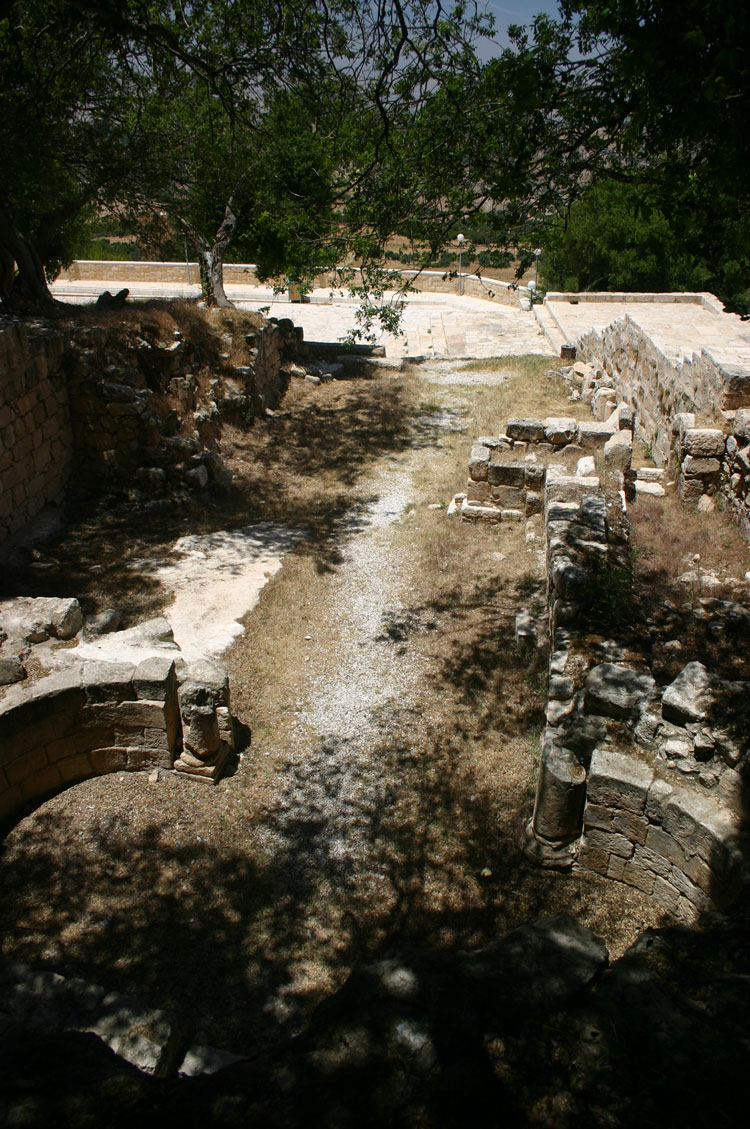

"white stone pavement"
[51, 279, 555, 362]
[543, 295, 750, 370]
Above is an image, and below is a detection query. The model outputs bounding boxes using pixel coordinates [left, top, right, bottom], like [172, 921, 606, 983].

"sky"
[479, 1, 563, 55]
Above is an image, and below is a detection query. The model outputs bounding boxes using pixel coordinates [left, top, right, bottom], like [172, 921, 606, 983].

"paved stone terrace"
[51, 279, 554, 362]
[544, 295, 750, 369]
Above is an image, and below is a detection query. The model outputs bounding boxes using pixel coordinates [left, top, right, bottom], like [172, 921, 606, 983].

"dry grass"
[0, 352, 667, 1060]
[630, 492, 750, 588]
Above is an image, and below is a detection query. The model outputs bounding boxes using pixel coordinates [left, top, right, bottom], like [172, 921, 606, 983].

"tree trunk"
[0, 204, 60, 315]
[183, 197, 238, 308]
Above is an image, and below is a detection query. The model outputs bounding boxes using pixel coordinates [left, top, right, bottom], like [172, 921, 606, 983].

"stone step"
[534, 303, 567, 353]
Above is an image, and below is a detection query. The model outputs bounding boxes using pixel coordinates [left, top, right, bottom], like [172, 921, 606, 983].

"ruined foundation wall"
[0, 319, 73, 542]
[575, 316, 750, 536]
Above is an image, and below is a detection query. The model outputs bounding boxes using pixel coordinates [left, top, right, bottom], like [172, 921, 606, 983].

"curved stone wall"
[0, 656, 180, 833]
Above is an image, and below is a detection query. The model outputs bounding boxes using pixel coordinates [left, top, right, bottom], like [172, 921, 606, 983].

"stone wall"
[1, 311, 297, 546]
[0, 318, 73, 542]
[0, 645, 236, 833]
[567, 315, 750, 534]
[59, 260, 530, 308]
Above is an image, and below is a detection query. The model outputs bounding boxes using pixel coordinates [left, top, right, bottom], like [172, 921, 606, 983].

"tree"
[1, 1, 493, 319]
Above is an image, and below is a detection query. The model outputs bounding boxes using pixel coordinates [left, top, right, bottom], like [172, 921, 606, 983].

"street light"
[533, 247, 542, 287]
[457, 233, 465, 296]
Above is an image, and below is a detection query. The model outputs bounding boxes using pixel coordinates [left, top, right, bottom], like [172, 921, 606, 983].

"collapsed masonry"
[456, 385, 749, 923]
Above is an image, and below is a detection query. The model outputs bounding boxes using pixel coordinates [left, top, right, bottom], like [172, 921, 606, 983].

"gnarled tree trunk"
[0, 204, 60, 315]
[183, 196, 238, 308]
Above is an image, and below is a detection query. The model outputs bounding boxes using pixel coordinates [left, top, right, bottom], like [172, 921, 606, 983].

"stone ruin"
[453, 356, 750, 923]
[0, 597, 237, 832]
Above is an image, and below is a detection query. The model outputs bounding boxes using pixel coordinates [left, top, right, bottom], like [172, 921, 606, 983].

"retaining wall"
[0, 319, 73, 541]
[59, 261, 530, 308]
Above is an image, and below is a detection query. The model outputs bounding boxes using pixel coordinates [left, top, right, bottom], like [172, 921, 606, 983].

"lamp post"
[457, 233, 465, 295]
[534, 247, 542, 287]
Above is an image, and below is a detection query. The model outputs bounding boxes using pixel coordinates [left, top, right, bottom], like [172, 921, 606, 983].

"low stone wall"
[522, 452, 748, 921]
[0, 648, 235, 833]
[59, 260, 530, 308]
[0, 318, 73, 541]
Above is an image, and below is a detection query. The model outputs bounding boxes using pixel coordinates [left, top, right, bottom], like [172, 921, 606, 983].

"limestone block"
[487, 461, 525, 486]
[506, 418, 545, 442]
[661, 661, 713, 725]
[466, 480, 490, 502]
[468, 444, 490, 481]
[682, 455, 721, 477]
[525, 490, 542, 515]
[500, 509, 524, 522]
[584, 663, 656, 720]
[633, 842, 672, 881]
[550, 555, 589, 600]
[651, 877, 682, 915]
[577, 842, 610, 876]
[634, 480, 665, 497]
[682, 428, 725, 458]
[490, 485, 524, 509]
[576, 456, 596, 477]
[672, 412, 695, 438]
[586, 747, 654, 814]
[577, 421, 617, 450]
[524, 463, 546, 487]
[582, 827, 634, 860]
[544, 417, 577, 445]
[592, 388, 617, 421]
[0, 596, 83, 642]
[677, 472, 704, 501]
[602, 430, 632, 473]
[460, 499, 501, 522]
[733, 408, 750, 441]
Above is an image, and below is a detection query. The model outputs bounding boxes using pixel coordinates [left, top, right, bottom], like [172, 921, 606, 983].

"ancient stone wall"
[0, 642, 236, 833]
[0, 318, 73, 542]
[59, 260, 530, 308]
[571, 315, 750, 533]
[1, 312, 297, 546]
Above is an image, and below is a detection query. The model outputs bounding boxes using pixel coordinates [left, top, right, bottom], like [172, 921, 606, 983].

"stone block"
[468, 444, 489, 481]
[83, 661, 136, 703]
[620, 861, 655, 894]
[581, 827, 635, 859]
[651, 877, 681, 915]
[20, 763, 61, 802]
[460, 500, 501, 522]
[490, 485, 524, 509]
[682, 428, 725, 458]
[587, 747, 653, 814]
[45, 736, 77, 763]
[633, 842, 672, 880]
[89, 747, 128, 773]
[733, 408, 750, 441]
[133, 656, 177, 702]
[466, 480, 490, 502]
[5, 746, 49, 786]
[58, 753, 94, 783]
[577, 843, 610, 876]
[682, 455, 721, 477]
[661, 662, 713, 725]
[524, 463, 546, 487]
[116, 700, 170, 729]
[603, 430, 632, 473]
[677, 473, 704, 501]
[544, 417, 577, 445]
[577, 421, 617, 450]
[645, 777, 673, 823]
[525, 490, 542, 515]
[506, 418, 545, 442]
[584, 663, 656, 720]
[488, 461, 525, 486]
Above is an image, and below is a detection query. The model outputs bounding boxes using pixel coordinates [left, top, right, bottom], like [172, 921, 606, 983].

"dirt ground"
[0, 360, 673, 1055]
